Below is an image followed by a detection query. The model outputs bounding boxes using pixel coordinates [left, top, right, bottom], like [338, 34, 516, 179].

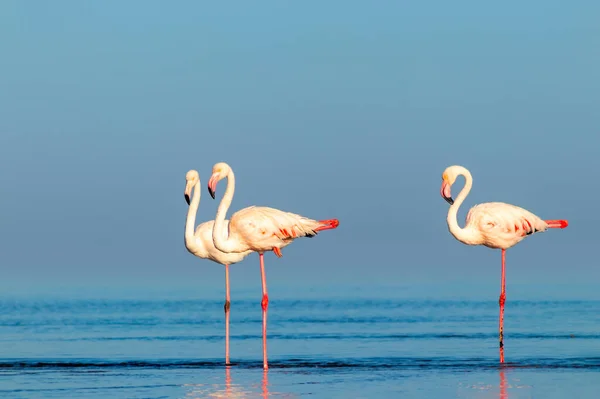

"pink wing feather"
[229, 206, 337, 251]
[465, 202, 548, 249]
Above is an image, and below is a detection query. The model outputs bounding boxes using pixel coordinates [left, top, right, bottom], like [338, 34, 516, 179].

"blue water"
[1, 285, 599, 398]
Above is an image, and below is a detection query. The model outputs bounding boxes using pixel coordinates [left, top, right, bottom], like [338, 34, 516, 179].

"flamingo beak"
[184, 182, 192, 205]
[207, 174, 218, 199]
[441, 181, 454, 205]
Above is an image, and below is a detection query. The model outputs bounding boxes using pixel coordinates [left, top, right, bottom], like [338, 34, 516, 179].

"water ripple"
[1, 357, 599, 370]
[0, 332, 596, 342]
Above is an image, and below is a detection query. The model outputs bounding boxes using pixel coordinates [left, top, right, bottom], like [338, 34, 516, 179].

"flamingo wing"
[230, 206, 323, 247]
[467, 202, 548, 241]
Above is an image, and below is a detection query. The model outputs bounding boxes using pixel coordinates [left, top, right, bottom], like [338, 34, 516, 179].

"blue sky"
[0, 1, 598, 297]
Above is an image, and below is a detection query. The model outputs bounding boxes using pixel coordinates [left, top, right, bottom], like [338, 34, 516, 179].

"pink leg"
[225, 264, 231, 365]
[499, 249, 506, 363]
[259, 253, 269, 370]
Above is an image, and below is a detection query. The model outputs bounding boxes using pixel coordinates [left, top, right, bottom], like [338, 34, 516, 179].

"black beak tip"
[208, 187, 216, 200]
[444, 197, 454, 205]
[184, 194, 191, 205]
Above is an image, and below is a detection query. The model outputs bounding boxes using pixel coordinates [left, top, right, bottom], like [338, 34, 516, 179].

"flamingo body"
[226, 205, 338, 254]
[186, 219, 251, 265]
[461, 202, 554, 249]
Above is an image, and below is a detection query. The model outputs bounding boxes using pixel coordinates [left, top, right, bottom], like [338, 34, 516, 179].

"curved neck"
[213, 169, 240, 253]
[184, 180, 202, 253]
[446, 168, 479, 244]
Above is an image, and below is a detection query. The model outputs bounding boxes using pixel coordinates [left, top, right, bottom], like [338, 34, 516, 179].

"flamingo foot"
[272, 247, 282, 258]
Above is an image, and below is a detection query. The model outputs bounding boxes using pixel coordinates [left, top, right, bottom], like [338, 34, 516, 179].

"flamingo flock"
[183, 162, 567, 369]
[185, 162, 339, 370]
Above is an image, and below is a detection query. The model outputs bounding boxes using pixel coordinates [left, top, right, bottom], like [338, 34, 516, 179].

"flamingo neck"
[213, 168, 241, 253]
[184, 181, 207, 257]
[446, 168, 481, 245]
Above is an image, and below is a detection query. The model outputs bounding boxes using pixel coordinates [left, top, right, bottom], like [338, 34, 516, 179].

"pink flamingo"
[207, 162, 339, 370]
[440, 165, 568, 363]
[184, 170, 253, 365]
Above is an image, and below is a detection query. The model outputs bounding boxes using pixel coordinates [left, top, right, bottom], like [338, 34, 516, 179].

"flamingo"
[207, 162, 339, 370]
[440, 165, 568, 363]
[184, 170, 253, 365]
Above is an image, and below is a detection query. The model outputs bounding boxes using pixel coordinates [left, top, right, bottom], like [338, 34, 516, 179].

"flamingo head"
[184, 170, 199, 205]
[208, 162, 231, 199]
[440, 166, 460, 205]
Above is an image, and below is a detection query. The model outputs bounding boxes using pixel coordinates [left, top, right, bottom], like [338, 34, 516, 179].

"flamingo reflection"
[499, 369, 508, 399]
[183, 366, 274, 398]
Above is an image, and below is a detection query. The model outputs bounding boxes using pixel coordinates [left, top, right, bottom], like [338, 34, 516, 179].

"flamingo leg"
[224, 264, 231, 365]
[499, 249, 506, 363]
[259, 252, 269, 370]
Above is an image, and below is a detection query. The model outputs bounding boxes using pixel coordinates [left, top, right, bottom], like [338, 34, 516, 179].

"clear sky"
[0, 1, 598, 297]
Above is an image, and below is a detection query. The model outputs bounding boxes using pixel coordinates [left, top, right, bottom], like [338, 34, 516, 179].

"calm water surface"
[1, 285, 599, 398]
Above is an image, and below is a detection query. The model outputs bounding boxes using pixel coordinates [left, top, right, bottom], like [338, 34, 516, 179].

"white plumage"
[187, 220, 252, 265]
[184, 170, 253, 264]
[463, 202, 550, 250]
[224, 205, 328, 253]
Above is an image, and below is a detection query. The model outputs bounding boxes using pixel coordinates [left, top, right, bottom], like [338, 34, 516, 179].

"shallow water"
[1, 285, 599, 398]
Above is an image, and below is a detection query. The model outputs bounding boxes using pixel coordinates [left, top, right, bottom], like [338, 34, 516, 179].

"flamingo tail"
[314, 219, 340, 232]
[545, 220, 568, 229]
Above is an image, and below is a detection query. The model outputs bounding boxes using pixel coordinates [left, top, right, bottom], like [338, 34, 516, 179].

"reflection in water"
[226, 366, 232, 397]
[262, 369, 269, 399]
[499, 369, 507, 399]
[183, 366, 274, 398]
[458, 367, 513, 398]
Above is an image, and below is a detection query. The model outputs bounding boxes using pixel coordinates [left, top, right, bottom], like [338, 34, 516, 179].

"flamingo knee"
[261, 294, 269, 311]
